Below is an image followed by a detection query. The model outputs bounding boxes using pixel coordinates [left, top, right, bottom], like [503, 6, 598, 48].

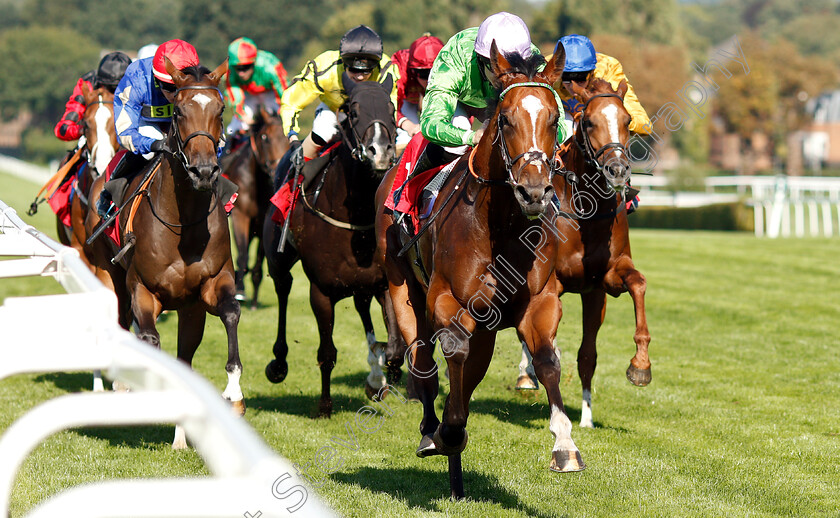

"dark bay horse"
[221, 107, 290, 308]
[516, 78, 651, 429]
[263, 79, 402, 417]
[85, 58, 241, 447]
[375, 42, 581, 498]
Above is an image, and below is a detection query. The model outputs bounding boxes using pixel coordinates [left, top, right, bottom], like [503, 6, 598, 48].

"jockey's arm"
[598, 55, 651, 136]
[421, 87, 474, 148]
[114, 80, 157, 155]
[54, 75, 92, 141]
[279, 64, 324, 138]
[223, 78, 248, 122]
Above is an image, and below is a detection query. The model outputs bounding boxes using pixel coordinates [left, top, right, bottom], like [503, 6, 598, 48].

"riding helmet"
[96, 51, 132, 88]
[408, 34, 443, 70]
[339, 25, 383, 71]
[228, 37, 258, 67]
[558, 35, 597, 72]
[474, 12, 532, 59]
[153, 39, 200, 84]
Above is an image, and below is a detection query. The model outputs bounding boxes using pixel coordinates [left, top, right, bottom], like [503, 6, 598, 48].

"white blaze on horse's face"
[368, 122, 392, 171]
[599, 103, 622, 161]
[521, 94, 544, 155]
[192, 93, 213, 110]
[92, 98, 115, 174]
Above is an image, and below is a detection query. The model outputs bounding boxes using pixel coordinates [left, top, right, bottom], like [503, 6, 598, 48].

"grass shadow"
[247, 392, 372, 418]
[332, 466, 566, 518]
[74, 424, 175, 448]
[34, 372, 95, 393]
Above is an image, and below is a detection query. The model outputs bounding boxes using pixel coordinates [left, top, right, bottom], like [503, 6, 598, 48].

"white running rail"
[0, 199, 334, 518]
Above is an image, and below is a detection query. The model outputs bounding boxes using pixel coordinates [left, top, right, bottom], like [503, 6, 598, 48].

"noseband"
[340, 102, 395, 164]
[473, 82, 564, 189]
[169, 85, 223, 169]
[573, 93, 629, 174]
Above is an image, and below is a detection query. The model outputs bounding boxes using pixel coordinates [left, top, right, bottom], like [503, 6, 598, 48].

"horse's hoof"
[549, 450, 586, 472]
[230, 399, 246, 417]
[265, 360, 288, 384]
[317, 399, 332, 418]
[515, 374, 539, 390]
[112, 380, 131, 392]
[416, 434, 442, 457]
[433, 427, 468, 456]
[626, 364, 652, 387]
[366, 381, 387, 401]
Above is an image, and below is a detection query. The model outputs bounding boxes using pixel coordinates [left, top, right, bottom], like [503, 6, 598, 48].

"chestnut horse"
[50, 85, 117, 249]
[516, 78, 651, 428]
[85, 59, 241, 447]
[375, 43, 581, 499]
[221, 107, 290, 308]
[262, 79, 402, 417]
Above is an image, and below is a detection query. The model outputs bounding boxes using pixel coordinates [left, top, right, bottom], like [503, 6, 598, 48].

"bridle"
[472, 81, 564, 189]
[339, 97, 395, 165]
[169, 85, 223, 169]
[573, 93, 630, 174]
[250, 117, 285, 174]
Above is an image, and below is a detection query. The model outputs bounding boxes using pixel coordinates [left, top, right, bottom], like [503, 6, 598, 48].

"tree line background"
[1, 0, 839, 169]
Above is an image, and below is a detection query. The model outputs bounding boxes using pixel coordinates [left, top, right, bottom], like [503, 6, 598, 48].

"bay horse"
[221, 107, 290, 308]
[262, 78, 403, 417]
[375, 42, 581, 499]
[515, 78, 651, 429]
[84, 58, 241, 447]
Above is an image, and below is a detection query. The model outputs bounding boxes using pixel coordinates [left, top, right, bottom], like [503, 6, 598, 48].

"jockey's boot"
[96, 152, 146, 219]
[273, 140, 303, 189]
[626, 186, 640, 215]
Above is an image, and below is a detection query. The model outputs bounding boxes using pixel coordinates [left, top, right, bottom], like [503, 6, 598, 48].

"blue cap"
[556, 35, 597, 72]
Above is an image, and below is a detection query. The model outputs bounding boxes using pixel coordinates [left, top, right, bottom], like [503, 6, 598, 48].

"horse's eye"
[499, 114, 509, 127]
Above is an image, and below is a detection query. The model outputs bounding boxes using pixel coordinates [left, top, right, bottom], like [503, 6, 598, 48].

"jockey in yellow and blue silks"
[555, 35, 651, 136]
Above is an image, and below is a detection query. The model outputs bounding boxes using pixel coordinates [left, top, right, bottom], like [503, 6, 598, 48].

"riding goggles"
[343, 57, 378, 72]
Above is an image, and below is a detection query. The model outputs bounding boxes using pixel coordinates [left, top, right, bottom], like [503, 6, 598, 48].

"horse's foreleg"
[172, 304, 208, 450]
[202, 272, 244, 417]
[430, 289, 476, 458]
[354, 293, 386, 398]
[128, 270, 163, 348]
[578, 289, 606, 428]
[249, 231, 265, 310]
[520, 289, 584, 473]
[375, 290, 406, 385]
[231, 210, 250, 301]
[605, 260, 651, 386]
[266, 269, 293, 384]
[309, 283, 337, 417]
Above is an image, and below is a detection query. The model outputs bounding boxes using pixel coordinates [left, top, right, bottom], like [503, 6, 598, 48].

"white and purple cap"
[474, 12, 532, 59]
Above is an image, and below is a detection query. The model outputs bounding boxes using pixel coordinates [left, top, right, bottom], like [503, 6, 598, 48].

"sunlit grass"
[2, 171, 839, 517]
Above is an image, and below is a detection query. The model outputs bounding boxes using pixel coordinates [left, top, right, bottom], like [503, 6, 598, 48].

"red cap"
[153, 39, 200, 84]
[407, 35, 443, 69]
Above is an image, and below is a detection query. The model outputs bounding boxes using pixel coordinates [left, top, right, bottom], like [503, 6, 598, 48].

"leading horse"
[84, 58, 242, 447]
[221, 107, 290, 308]
[375, 43, 580, 499]
[262, 79, 403, 417]
[516, 78, 651, 428]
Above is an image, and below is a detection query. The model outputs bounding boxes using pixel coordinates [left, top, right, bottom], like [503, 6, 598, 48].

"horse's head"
[484, 41, 565, 218]
[252, 106, 290, 174]
[341, 78, 397, 176]
[165, 57, 227, 191]
[567, 78, 632, 193]
[81, 83, 116, 177]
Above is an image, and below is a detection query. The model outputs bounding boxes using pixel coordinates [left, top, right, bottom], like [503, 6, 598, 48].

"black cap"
[96, 52, 132, 87]
[339, 25, 383, 62]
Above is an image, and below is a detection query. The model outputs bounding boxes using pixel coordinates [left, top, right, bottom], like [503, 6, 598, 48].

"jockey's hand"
[402, 120, 421, 137]
[150, 139, 171, 154]
[472, 128, 485, 146]
[289, 133, 300, 142]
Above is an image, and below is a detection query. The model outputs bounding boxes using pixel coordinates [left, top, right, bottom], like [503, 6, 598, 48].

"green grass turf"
[2, 170, 839, 517]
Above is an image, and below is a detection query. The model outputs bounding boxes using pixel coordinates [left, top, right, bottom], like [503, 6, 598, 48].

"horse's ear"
[488, 40, 509, 90]
[541, 45, 565, 86]
[379, 74, 393, 96]
[341, 72, 357, 96]
[568, 79, 590, 101]
[165, 57, 188, 86]
[208, 59, 228, 85]
[616, 79, 628, 99]
[81, 82, 93, 103]
[259, 104, 270, 123]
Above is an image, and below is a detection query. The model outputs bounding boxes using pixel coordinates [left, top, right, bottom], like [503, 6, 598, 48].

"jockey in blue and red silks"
[96, 39, 201, 218]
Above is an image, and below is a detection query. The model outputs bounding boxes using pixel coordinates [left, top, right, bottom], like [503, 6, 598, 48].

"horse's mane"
[179, 65, 213, 82]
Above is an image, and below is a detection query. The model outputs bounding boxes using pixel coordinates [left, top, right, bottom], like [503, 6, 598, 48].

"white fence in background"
[632, 175, 840, 238]
[0, 199, 334, 518]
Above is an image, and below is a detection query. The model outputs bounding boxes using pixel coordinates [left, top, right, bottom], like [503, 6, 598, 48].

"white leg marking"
[549, 404, 579, 454]
[366, 331, 386, 389]
[92, 370, 105, 392]
[172, 425, 188, 450]
[518, 341, 532, 379]
[580, 389, 593, 428]
[222, 365, 243, 402]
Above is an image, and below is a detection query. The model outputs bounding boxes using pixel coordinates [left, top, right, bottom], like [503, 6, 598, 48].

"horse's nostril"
[516, 185, 531, 203]
[367, 146, 377, 158]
